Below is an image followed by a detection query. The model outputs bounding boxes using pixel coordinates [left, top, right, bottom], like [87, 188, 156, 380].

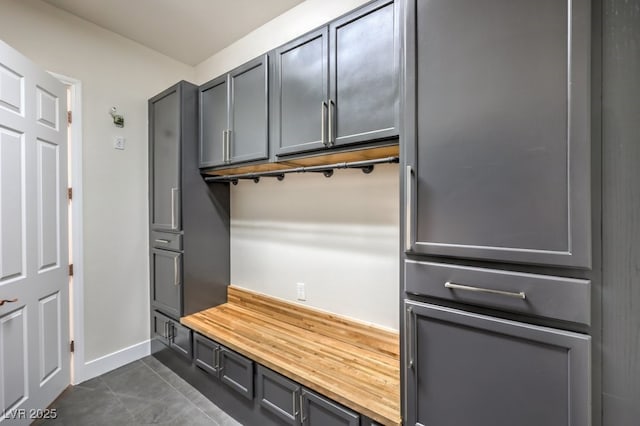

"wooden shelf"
[181, 285, 401, 426]
[201, 144, 399, 177]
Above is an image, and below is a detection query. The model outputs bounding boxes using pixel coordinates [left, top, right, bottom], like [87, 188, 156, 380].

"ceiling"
[41, 0, 305, 66]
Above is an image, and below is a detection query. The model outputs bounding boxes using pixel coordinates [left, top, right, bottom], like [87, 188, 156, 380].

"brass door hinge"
[69, 264, 74, 276]
[68, 187, 73, 201]
[67, 111, 72, 125]
[70, 340, 75, 353]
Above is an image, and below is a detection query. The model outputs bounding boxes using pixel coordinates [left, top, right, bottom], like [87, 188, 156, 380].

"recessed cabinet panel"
[170, 320, 192, 360]
[230, 56, 269, 163]
[404, 300, 590, 426]
[151, 249, 182, 319]
[150, 89, 180, 231]
[302, 389, 360, 426]
[275, 28, 329, 156]
[219, 347, 254, 400]
[257, 365, 300, 425]
[200, 77, 228, 168]
[194, 333, 219, 376]
[405, 0, 591, 267]
[330, 0, 398, 146]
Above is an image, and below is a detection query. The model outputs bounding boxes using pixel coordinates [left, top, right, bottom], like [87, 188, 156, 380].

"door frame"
[49, 72, 85, 385]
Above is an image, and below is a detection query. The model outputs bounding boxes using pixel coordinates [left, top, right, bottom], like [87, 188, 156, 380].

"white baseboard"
[76, 340, 150, 385]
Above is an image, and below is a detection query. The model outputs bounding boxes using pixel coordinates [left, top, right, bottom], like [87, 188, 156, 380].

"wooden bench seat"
[181, 285, 401, 426]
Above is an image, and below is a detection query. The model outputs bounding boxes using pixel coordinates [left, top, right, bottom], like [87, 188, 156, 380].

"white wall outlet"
[114, 136, 125, 150]
[296, 282, 306, 301]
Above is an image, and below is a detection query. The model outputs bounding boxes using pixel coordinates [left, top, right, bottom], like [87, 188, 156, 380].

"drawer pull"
[154, 239, 170, 244]
[444, 281, 526, 300]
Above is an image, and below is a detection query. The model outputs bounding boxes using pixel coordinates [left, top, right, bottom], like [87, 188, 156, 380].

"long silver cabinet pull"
[214, 347, 220, 369]
[163, 322, 169, 339]
[292, 392, 299, 417]
[154, 239, 170, 244]
[328, 99, 335, 146]
[226, 129, 232, 163]
[406, 306, 414, 370]
[170, 188, 180, 230]
[444, 281, 527, 300]
[300, 393, 306, 423]
[405, 165, 413, 252]
[221, 130, 227, 163]
[321, 101, 328, 146]
[174, 256, 180, 286]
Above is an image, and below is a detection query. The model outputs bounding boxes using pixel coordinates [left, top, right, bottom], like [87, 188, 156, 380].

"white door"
[0, 40, 69, 424]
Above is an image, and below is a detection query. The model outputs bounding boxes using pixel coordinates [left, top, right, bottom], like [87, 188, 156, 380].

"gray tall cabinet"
[148, 81, 230, 355]
[402, 0, 597, 425]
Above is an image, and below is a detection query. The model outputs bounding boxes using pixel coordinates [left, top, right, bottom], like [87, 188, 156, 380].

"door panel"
[169, 320, 192, 360]
[257, 365, 300, 425]
[151, 249, 182, 319]
[37, 138, 60, 270]
[0, 127, 24, 282]
[404, 0, 591, 267]
[302, 389, 359, 426]
[0, 39, 69, 424]
[229, 55, 269, 163]
[193, 333, 219, 375]
[150, 88, 180, 231]
[219, 346, 254, 399]
[199, 77, 228, 168]
[275, 28, 328, 156]
[330, 0, 398, 146]
[405, 300, 590, 426]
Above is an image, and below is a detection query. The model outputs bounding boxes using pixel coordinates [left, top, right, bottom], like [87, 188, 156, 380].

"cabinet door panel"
[257, 365, 300, 425]
[404, 300, 590, 426]
[151, 311, 170, 346]
[151, 249, 182, 319]
[330, 0, 398, 146]
[200, 76, 228, 168]
[150, 88, 180, 231]
[193, 333, 219, 376]
[219, 346, 254, 400]
[274, 28, 329, 156]
[404, 0, 591, 267]
[230, 55, 269, 163]
[169, 320, 192, 360]
[302, 389, 359, 426]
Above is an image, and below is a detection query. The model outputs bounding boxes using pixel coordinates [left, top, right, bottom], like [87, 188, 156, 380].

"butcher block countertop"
[181, 285, 401, 426]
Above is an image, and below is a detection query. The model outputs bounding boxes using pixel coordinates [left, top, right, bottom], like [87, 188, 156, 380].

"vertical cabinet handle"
[214, 347, 220, 370]
[292, 391, 299, 417]
[328, 99, 335, 146]
[405, 165, 413, 252]
[299, 393, 306, 423]
[170, 188, 180, 230]
[163, 321, 168, 339]
[226, 129, 232, 163]
[321, 101, 328, 146]
[406, 306, 414, 370]
[174, 256, 180, 286]
[221, 130, 227, 163]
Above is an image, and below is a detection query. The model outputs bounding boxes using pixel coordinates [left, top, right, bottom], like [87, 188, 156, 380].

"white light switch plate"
[114, 136, 125, 150]
[296, 283, 306, 301]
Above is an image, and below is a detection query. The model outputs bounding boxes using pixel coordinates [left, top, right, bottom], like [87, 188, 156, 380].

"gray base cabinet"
[404, 300, 591, 426]
[256, 365, 360, 426]
[152, 311, 192, 361]
[151, 249, 182, 319]
[193, 333, 254, 400]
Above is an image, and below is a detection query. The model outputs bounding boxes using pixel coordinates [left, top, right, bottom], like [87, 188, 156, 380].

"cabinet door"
[229, 55, 269, 164]
[151, 249, 182, 319]
[257, 365, 301, 425]
[404, 0, 591, 267]
[149, 87, 180, 231]
[219, 346, 254, 400]
[169, 320, 192, 360]
[193, 333, 220, 376]
[151, 311, 171, 346]
[404, 300, 590, 426]
[200, 75, 228, 168]
[329, 0, 398, 147]
[274, 28, 329, 156]
[301, 389, 359, 426]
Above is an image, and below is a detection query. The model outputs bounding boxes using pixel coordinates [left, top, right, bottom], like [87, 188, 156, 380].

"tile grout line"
[97, 372, 144, 423]
[140, 357, 223, 426]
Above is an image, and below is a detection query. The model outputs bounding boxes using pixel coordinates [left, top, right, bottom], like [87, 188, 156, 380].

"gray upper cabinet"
[200, 55, 269, 168]
[329, 0, 398, 147]
[403, 0, 591, 267]
[150, 87, 181, 231]
[273, 28, 329, 156]
[274, 0, 398, 157]
[405, 300, 591, 426]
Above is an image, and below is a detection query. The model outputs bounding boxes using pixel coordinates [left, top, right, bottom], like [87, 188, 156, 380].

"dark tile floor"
[37, 356, 241, 426]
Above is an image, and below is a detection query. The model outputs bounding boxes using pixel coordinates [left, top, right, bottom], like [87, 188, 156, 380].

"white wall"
[197, 0, 399, 330]
[0, 0, 194, 361]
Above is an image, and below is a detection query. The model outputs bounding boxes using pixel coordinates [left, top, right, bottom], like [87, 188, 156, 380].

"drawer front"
[220, 346, 254, 400]
[151, 230, 182, 251]
[302, 388, 359, 426]
[257, 365, 300, 425]
[405, 260, 590, 325]
[193, 333, 219, 376]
